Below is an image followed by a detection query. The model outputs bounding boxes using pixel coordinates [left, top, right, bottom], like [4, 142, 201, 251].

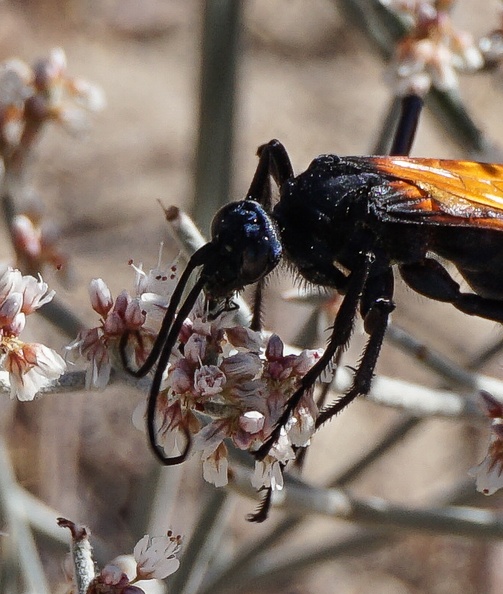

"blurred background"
[1, 0, 503, 592]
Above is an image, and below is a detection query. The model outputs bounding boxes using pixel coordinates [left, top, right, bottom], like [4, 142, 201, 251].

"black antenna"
[147, 275, 207, 465]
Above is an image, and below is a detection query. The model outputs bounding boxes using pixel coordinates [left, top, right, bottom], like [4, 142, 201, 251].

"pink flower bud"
[184, 333, 207, 364]
[265, 334, 284, 361]
[103, 311, 126, 335]
[220, 352, 262, 379]
[124, 300, 145, 329]
[4, 312, 26, 336]
[100, 564, 127, 585]
[12, 215, 41, 259]
[112, 290, 131, 317]
[170, 364, 193, 394]
[89, 279, 113, 316]
[226, 326, 263, 350]
[239, 411, 265, 434]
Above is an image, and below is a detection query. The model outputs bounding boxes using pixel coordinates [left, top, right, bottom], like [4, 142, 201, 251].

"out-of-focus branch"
[169, 488, 232, 594]
[192, 0, 243, 234]
[230, 463, 503, 538]
[0, 438, 50, 594]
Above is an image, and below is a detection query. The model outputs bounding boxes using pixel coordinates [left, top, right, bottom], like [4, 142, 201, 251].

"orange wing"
[356, 156, 503, 231]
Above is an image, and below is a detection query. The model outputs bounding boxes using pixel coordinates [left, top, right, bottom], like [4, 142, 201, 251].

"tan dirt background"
[1, 1, 503, 592]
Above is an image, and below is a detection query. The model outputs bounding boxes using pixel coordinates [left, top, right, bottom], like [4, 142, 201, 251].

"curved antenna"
[120, 243, 213, 378]
[147, 274, 207, 465]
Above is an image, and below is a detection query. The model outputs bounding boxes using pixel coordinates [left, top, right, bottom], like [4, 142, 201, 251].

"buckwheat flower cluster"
[155, 300, 322, 490]
[0, 266, 66, 400]
[73, 251, 322, 491]
[469, 392, 503, 496]
[59, 518, 182, 594]
[67, 258, 180, 389]
[381, 0, 483, 95]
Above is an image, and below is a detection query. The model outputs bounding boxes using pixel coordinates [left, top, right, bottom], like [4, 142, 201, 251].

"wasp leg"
[316, 269, 395, 428]
[400, 259, 503, 324]
[254, 251, 375, 460]
[246, 139, 293, 331]
[246, 139, 293, 209]
[247, 471, 277, 523]
[390, 94, 423, 157]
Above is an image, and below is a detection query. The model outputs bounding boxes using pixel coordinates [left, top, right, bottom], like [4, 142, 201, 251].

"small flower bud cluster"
[469, 391, 503, 496]
[382, 0, 483, 95]
[72, 283, 145, 389]
[0, 47, 105, 157]
[67, 257, 180, 389]
[0, 49, 104, 280]
[0, 266, 65, 400]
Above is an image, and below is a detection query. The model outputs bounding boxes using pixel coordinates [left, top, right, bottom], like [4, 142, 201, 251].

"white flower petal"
[468, 456, 503, 496]
[134, 534, 182, 580]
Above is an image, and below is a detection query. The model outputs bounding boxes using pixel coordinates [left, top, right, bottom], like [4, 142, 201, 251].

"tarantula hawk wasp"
[121, 95, 503, 519]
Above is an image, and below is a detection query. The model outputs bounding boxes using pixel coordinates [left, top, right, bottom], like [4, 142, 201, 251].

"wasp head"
[200, 200, 282, 299]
